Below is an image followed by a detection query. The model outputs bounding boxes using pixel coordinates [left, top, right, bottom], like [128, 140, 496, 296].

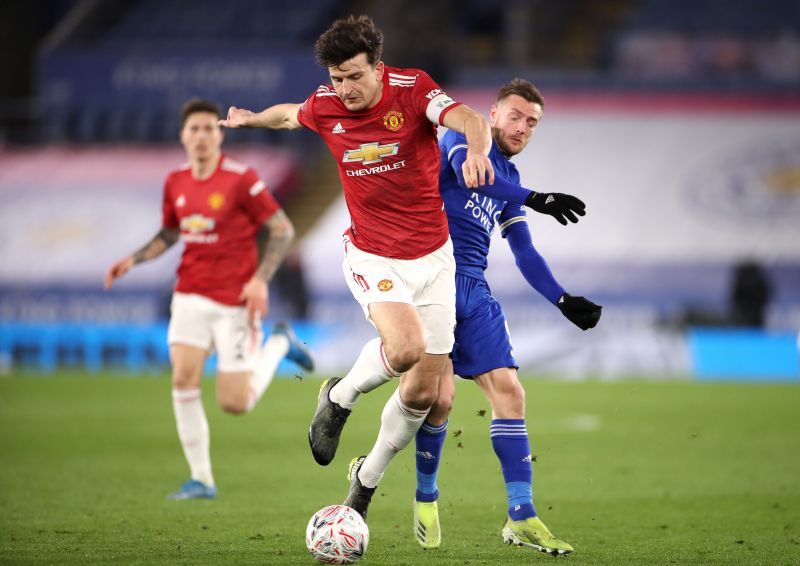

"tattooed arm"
[132, 227, 181, 264]
[103, 227, 180, 290]
[240, 209, 295, 321]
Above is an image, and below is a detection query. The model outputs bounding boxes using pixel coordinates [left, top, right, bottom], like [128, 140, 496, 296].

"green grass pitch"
[1, 374, 798, 565]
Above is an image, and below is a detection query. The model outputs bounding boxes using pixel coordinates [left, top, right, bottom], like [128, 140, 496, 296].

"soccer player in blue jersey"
[412, 79, 601, 555]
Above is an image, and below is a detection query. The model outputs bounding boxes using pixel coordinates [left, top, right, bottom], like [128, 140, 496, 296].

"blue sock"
[414, 419, 447, 502]
[491, 418, 536, 521]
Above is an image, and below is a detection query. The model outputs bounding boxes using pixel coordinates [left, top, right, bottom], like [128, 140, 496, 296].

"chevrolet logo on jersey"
[343, 142, 399, 165]
[180, 214, 216, 233]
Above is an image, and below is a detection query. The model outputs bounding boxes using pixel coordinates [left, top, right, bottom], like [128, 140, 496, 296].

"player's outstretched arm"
[240, 209, 295, 321]
[444, 132, 585, 224]
[504, 220, 601, 330]
[449, 147, 532, 204]
[441, 105, 495, 188]
[504, 219, 565, 304]
[103, 227, 180, 290]
[218, 103, 303, 130]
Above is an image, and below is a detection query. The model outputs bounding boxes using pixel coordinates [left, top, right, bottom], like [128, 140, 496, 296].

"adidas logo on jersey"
[176, 195, 186, 207]
[332, 122, 346, 134]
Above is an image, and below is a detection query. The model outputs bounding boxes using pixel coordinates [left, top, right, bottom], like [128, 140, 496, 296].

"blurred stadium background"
[1, 0, 798, 380]
[2, 2, 800, 564]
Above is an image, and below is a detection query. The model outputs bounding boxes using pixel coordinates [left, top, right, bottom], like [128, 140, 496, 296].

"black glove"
[525, 191, 586, 225]
[557, 293, 602, 330]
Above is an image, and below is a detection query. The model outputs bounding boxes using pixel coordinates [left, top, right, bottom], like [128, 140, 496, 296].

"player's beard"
[492, 128, 523, 158]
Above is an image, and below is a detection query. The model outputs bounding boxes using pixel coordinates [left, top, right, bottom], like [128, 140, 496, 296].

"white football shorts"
[167, 292, 261, 373]
[342, 236, 456, 355]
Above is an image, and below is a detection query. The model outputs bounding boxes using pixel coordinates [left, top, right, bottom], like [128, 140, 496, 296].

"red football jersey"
[161, 155, 280, 306]
[297, 66, 461, 259]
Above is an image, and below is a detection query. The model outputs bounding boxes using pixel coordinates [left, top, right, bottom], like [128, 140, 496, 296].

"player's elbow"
[280, 105, 303, 130]
[278, 216, 295, 243]
[281, 118, 303, 130]
[467, 109, 490, 129]
[267, 211, 295, 243]
[447, 104, 487, 135]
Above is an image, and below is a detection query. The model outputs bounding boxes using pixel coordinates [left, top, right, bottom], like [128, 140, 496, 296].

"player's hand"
[462, 151, 495, 188]
[103, 256, 135, 290]
[557, 293, 601, 330]
[240, 276, 269, 325]
[218, 106, 255, 128]
[525, 192, 586, 225]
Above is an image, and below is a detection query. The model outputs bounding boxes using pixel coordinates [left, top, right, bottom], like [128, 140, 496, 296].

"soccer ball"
[305, 504, 369, 564]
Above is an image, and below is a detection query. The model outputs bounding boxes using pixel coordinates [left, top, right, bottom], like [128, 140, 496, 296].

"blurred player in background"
[411, 79, 602, 555]
[104, 98, 314, 500]
[219, 14, 519, 522]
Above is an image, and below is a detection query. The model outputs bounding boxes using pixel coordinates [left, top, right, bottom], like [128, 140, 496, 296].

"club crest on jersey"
[343, 142, 400, 165]
[377, 279, 394, 292]
[208, 193, 225, 210]
[383, 110, 404, 132]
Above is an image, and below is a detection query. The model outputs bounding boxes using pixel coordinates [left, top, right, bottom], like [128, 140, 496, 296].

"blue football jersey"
[439, 129, 527, 279]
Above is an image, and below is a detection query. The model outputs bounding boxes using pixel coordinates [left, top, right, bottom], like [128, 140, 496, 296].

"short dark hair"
[180, 98, 221, 127]
[496, 79, 545, 107]
[315, 14, 384, 68]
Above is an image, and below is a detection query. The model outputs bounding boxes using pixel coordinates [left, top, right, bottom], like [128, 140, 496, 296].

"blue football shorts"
[450, 274, 518, 379]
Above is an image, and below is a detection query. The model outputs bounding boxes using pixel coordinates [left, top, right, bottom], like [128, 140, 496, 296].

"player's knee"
[171, 366, 200, 389]
[385, 340, 425, 373]
[509, 395, 525, 417]
[511, 380, 525, 404]
[431, 389, 455, 418]
[499, 382, 525, 417]
[218, 394, 249, 415]
[402, 385, 439, 411]
[484, 372, 526, 417]
[219, 400, 248, 415]
[391, 351, 421, 373]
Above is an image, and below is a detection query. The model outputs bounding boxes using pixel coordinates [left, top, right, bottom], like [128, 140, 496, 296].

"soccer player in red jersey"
[104, 99, 314, 500]
[219, 15, 497, 520]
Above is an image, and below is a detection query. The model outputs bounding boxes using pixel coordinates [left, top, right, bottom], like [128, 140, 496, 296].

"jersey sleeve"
[504, 219, 565, 304]
[442, 129, 469, 164]
[498, 200, 528, 238]
[441, 130, 469, 164]
[161, 176, 178, 229]
[446, 133, 534, 205]
[498, 166, 527, 235]
[239, 168, 280, 224]
[495, 167, 528, 238]
[412, 70, 461, 125]
[296, 89, 321, 133]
